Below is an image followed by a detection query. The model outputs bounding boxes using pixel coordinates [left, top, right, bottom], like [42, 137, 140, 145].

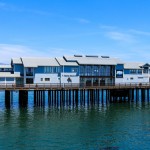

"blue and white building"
[0, 55, 150, 86]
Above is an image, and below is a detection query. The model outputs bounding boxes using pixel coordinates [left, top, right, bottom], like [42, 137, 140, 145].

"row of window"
[80, 66, 114, 76]
[21, 67, 150, 76]
[44, 67, 60, 73]
[0, 68, 12, 71]
[129, 69, 150, 74]
[129, 69, 142, 74]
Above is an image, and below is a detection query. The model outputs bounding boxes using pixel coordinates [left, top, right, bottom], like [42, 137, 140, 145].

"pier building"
[1, 55, 150, 107]
[0, 55, 150, 86]
[63, 55, 123, 86]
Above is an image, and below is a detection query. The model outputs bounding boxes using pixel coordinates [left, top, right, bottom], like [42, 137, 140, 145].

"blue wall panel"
[124, 69, 130, 74]
[14, 64, 24, 74]
[34, 67, 44, 73]
[64, 66, 79, 74]
[6, 78, 14, 81]
[0, 78, 5, 81]
[116, 64, 124, 70]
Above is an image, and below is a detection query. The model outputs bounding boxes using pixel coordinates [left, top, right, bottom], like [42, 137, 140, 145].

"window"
[93, 66, 99, 76]
[100, 66, 105, 76]
[26, 68, 33, 76]
[71, 68, 78, 73]
[130, 70, 136, 74]
[137, 70, 142, 74]
[116, 70, 123, 78]
[41, 78, 43, 81]
[44, 67, 60, 73]
[45, 78, 50, 81]
[26, 78, 33, 84]
[143, 69, 148, 74]
[86, 66, 92, 76]
[130, 77, 134, 80]
[80, 66, 85, 75]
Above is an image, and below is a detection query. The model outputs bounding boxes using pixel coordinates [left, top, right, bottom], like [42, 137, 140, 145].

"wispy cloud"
[0, 44, 45, 63]
[101, 25, 150, 41]
[0, 44, 80, 63]
[0, 2, 90, 25]
[74, 18, 90, 24]
[106, 31, 136, 43]
[100, 25, 117, 30]
[129, 29, 150, 36]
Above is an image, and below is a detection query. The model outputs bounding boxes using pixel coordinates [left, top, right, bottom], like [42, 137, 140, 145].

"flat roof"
[124, 62, 144, 69]
[0, 72, 20, 77]
[21, 57, 60, 67]
[0, 65, 11, 68]
[11, 58, 22, 64]
[63, 55, 124, 65]
[56, 57, 78, 66]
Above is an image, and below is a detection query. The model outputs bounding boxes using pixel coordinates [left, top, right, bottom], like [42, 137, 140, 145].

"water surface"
[0, 91, 150, 150]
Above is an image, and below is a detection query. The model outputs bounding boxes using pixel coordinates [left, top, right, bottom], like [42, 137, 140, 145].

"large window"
[130, 69, 136, 74]
[80, 66, 85, 76]
[93, 66, 99, 76]
[86, 66, 92, 76]
[105, 66, 111, 76]
[26, 68, 33, 76]
[71, 68, 78, 73]
[137, 69, 142, 74]
[100, 66, 105, 76]
[26, 78, 33, 84]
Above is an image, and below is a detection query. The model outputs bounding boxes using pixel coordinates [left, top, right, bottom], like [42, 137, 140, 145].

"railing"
[0, 82, 150, 90]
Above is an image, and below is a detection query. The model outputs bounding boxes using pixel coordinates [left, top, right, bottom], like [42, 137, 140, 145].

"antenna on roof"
[101, 56, 110, 58]
[85, 55, 98, 58]
[74, 55, 82, 57]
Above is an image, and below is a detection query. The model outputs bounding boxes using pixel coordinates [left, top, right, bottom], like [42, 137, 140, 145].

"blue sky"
[1, 0, 150, 63]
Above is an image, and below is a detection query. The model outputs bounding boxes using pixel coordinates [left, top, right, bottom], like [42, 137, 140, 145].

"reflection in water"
[0, 91, 150, 149]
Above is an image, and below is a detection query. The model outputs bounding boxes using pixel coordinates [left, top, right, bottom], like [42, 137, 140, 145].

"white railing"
[0, 82, 150, 90]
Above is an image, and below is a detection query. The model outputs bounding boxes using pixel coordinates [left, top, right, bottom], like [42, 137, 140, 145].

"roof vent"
[101, 56, 110, 58]
[85, 55, 98, 58]
[74, 55, 82, 57]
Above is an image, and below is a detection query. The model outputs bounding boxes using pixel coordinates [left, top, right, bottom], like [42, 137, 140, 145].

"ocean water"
[0, 91, 150, 150]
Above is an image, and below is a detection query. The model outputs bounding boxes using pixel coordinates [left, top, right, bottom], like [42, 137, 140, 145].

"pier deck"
[1, 83, 150, 108]
[0, 83, 150, 90]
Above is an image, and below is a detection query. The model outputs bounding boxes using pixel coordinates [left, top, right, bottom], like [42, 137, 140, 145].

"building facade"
[0, 55, 150, 86]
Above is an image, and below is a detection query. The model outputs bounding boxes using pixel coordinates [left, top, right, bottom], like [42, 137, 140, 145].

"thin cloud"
[100, 25, 117, 30]
[75, 18, 90, 24]
[0, 2, 90, 24]
[129, 29, 150, 36]
[106, 31, 136, 43]
[0, 44, 81, 63]
[0, 44, 42, 63]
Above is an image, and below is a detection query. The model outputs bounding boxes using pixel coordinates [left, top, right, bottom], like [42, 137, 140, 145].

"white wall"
[61, 73, 79, 84]
[115, 78, 124, 84]
[116, 74, 149, 84]
[34, 73, 60, 84]
[0, 78, 15, 84]
[123, 74, 149, 83]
